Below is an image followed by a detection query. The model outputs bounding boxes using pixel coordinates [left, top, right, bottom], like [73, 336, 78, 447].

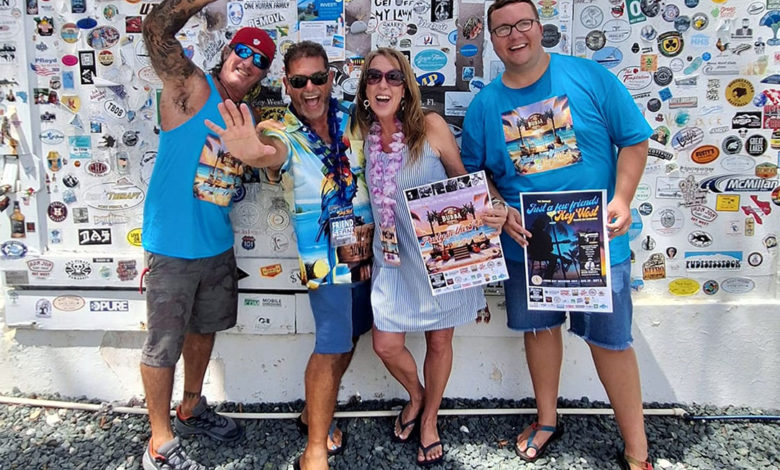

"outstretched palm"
[205, 99, 276, 165]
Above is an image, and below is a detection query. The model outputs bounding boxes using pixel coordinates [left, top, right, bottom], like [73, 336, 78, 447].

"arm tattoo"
[142, 0, 209, 83]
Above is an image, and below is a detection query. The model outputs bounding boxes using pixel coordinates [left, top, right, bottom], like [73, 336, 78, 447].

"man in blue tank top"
[140, 1, 277, 468]
[206, 42, 374, 470]
[461, 1, 653, 470]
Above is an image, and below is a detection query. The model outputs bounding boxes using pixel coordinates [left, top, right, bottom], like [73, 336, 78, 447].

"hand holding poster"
[519, 190, 613, 312]
[404, 170, 509, 296]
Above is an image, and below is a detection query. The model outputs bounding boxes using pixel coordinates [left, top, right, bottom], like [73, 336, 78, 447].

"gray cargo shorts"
[141, 248, 238, 368]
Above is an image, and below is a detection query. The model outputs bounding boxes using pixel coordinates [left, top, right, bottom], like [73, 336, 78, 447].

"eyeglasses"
[232, 43, 271, 70]
[365, 68, 405, 86]
[490, 19, 539, 37]
[286, 71, 330, 89]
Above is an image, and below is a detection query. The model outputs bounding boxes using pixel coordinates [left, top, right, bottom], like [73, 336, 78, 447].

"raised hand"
[205, 100, 279, 167]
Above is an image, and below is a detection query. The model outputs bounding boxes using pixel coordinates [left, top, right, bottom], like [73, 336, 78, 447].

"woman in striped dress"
[352, 48, 508, 467]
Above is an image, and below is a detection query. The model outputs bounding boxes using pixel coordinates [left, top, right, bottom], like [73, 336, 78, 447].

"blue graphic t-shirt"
[462, 53, 652, 265]
[266, 100, 374, 289]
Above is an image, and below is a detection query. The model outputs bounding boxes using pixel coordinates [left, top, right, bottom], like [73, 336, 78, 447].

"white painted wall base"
[2, 297, 778, 409]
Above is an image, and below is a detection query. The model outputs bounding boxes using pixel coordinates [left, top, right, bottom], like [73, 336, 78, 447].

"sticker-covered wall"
[0, 0, 778, 330]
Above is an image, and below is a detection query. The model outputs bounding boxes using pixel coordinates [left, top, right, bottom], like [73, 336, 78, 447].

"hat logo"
[253, 38, 260, 45]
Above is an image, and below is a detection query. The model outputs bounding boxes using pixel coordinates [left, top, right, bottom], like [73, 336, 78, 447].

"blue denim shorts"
[307, 281, 373, 354]
[504, 258, 633, 350]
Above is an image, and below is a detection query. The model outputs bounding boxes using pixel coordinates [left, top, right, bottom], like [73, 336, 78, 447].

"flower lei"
[367, 118, 405, 228]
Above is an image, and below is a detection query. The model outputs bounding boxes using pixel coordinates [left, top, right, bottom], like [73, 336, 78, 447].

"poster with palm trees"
[502, 95, 582, 175]
[404, 171, 509, 296]
[519, 190, 613, 313]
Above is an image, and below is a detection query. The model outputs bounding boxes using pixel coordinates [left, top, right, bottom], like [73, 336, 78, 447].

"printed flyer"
[519, 190, 612, 312]
[297, 0, 345, 60]
[404, 171, 508, 296]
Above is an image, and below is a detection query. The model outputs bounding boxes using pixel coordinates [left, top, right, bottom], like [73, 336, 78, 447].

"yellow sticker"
[61, 95, 80, 113]
[715, 194, 740, 211]
[726, 78, 754, 107]
[669, 278, 700, 296]
[126, 228, 142, 247]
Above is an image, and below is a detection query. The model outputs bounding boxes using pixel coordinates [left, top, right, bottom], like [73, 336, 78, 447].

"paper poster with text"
[519, 190, 612, 312]
[404, 171, 508, 296]
[297, 0, 345, 60]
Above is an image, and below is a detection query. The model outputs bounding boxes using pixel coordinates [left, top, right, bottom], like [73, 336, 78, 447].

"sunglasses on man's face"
[233, 43, 271, 70]
[365, 68, 405, 86]
[286, 71, 330, 89]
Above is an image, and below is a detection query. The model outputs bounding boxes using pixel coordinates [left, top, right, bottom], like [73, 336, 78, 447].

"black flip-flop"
[416, 440, 443, 467]
[294, 415, 346, 456]
[392, 402, 420, 443]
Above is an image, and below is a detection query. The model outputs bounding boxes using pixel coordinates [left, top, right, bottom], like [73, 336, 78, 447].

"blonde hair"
[353, 48, 427, 165]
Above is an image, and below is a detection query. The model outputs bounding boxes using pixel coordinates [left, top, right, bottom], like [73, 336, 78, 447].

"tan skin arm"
[425, 112, 507, 233]
[143, 0, 215, 130]
[204, 99, 286, 169]
[484, 176, 531, 247]
[606, 139, 648, 239]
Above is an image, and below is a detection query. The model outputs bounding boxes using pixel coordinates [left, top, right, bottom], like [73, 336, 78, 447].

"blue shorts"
[504, 258, 633, 351]
[307, 281, 373, 354]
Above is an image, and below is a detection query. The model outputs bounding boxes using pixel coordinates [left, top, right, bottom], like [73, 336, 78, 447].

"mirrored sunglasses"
[233, 43, 271, 70]
[365, 68, 405, 86]
[287, 71, 330, 89]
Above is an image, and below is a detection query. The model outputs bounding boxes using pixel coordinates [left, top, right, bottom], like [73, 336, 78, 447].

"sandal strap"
[420, 440, 442, 455]
[624, 453, 654, 470]
[526, 421, 557, 449]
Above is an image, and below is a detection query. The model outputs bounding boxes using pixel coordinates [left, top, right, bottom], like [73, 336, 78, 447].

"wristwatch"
[491, 196, 508, 211]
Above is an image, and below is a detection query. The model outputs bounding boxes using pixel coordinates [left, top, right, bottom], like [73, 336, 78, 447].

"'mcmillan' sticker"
[698, 174, 779, 193]
[84, 178, 145, 210]
[413, 49, 447, 72]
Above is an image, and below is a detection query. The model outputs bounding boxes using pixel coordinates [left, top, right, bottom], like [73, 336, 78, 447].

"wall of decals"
[0, 0, 778, 330]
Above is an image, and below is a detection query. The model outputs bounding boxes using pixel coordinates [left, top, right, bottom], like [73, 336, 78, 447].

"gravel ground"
[0, 392, 778, 470]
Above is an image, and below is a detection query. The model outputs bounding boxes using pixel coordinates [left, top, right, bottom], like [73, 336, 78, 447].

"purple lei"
[368, 119, 405, 228]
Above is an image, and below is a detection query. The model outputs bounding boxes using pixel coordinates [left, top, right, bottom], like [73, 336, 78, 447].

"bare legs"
[516, 326, 648, 468]
[373, 327, 454, 464]
[140, 332, 215, 451]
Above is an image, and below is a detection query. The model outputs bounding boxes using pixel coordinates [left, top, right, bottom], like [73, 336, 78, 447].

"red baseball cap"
[229, 27, 276, 63]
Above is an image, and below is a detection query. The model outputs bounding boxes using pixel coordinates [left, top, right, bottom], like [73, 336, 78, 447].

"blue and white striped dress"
[366, 140, 485, 333]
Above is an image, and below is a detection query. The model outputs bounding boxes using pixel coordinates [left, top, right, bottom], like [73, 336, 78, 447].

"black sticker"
[654, 66, 673, 86]
[78, 50, 96, 85]
[746, 134, 767, 156]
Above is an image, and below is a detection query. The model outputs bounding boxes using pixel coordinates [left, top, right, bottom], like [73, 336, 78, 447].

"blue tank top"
[142, 75, 238, 259]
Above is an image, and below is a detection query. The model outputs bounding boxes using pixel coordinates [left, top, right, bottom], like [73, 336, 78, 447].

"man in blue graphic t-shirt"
[461, 1, 653, 469]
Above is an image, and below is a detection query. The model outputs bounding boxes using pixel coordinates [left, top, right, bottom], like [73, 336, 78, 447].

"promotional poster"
[520, 190, 612, 312]
[404, 171, 508, 296]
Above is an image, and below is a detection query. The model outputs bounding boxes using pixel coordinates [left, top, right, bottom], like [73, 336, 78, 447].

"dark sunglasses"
[365, 68, 405, 86]
[286, 71, 330, 89]
[232, 43, 271, 70]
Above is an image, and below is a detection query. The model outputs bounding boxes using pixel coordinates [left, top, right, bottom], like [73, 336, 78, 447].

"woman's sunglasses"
[286, 71, 330, 89]
[365, 68, 405, 86]
[232, 43, 271, 70]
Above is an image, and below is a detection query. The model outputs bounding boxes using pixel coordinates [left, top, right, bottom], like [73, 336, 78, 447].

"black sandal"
[294, 415, 346, 456]
[515, 420, 564, 462]
[416, 440, 443, 467]
[392, 402, 421, 443]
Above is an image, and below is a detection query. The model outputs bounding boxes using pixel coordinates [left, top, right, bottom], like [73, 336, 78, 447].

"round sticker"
[702, 280, 718, 295]
[541, 24, 561, 48]
[62, 55, 78, 66]
[692, 13, 708, 30]
[580, 5, 604, 29]
[657, 31, 683, 57]
[745, 134, 767, 156]
[651, 207, 684, 235]
[86, 26, 120, 49]
[772, 186, 780, 206]
[76, 17, 98, 29]
[103, 4, 119, 20]
[653, 66, 673, 86]
[640, 24, 657, 41]
[48, 201, 67, 222]
[638, 202, 653, 216]
[661, 4, 679, 22]
[747, 252, 763, 267]
[585, 30, 606, 51]
[721, 135, 743, 155]
[602, 19, 631, 43]
[674, 16, 691, 33]
[641, 0, 660, 17]
[60, 22, 79, 43]
[647, 98, 662, 112]
[726, 79, 754, 107]
[98, 50, 114, 66]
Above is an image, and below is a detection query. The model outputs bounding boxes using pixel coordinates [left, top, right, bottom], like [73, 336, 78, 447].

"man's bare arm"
[142, 0, 212, 84]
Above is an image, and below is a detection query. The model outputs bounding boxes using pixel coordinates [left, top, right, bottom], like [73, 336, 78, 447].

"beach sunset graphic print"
[501, 95, 582, 175]
[193, 134, 243, 206]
